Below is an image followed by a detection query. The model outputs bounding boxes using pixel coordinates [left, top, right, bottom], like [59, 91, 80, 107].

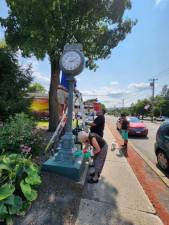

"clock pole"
[42, 43, 86, 181]
[65, 76, 74, 133]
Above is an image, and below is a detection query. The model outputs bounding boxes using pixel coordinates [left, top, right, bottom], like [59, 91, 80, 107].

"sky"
[0, 0, 169, 108]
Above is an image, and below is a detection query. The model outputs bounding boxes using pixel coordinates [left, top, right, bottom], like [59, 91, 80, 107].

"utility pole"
[122, 99, 125, 109]
[149, 78, 158, 122]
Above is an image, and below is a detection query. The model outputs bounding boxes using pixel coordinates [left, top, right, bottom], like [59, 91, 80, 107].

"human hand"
[83, 148, 88, 154]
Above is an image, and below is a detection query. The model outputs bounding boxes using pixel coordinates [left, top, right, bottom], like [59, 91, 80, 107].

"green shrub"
[0, 113, 43, 155]
[0, 153, 41, 224]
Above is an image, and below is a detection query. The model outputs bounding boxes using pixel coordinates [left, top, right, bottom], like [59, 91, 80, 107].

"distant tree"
[1, 0, 136, 131]
[130, 99, 150, 118]
[0, 39, 6, 48]
[101, 103, 106, 111]
[0, 45, 32, 121]
[154, 94, 169, 117]
[28, 82, 46, 94]
[161, 85, 169, 99]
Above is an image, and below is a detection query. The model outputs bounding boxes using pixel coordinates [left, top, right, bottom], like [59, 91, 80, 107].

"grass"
[36, 119, 83, 130]
[36, 121, 49, 129]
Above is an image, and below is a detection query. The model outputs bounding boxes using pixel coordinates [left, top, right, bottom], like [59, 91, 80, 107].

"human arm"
[90, 137, 101, 155]
[86, 121, 96, 127]
[86, 116, 104, 127]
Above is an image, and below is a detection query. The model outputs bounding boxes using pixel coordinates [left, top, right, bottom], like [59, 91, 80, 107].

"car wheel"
[157, 150, 169, 171]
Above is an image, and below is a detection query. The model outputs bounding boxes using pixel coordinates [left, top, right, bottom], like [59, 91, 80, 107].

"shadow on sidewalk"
[129, 136, 149, 140]
[82, 176, 134, 225]
[14, 172, 83, 225]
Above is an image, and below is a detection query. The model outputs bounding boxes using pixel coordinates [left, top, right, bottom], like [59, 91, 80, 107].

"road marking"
[129, 141, 169, 188]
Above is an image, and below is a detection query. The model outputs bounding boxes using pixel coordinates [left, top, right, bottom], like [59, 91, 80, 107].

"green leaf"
[6, 215, 13, 225]
[18, 201, 31, 216]
[25, 173, 41, 185]
[26, 163, 39, 173]
[0, 184, 15, 201]
[20, 180, 37, 201]
[0, 163, 11, 171]
[5, 195, 22, 210]
[0, 202, 8, 218]
[4, 195, 15, 205]
[8, 200, 22, 215]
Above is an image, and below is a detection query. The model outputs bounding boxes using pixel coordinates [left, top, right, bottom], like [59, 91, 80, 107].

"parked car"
[155, 122, 169, 171]
[155, 116, 165, 121]
[155, 116, 169, 122]
[116, 116, 148, 137]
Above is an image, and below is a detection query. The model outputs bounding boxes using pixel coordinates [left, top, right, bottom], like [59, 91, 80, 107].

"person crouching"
[78, 131, 108, 183]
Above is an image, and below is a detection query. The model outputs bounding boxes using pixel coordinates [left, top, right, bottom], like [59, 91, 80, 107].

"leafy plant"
[0, 113, 43, 154]
[0, 153, 41, 224]
[0, 45, 32, 122]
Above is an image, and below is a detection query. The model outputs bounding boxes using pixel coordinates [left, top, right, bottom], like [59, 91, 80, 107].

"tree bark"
[48, 59, 60, 131]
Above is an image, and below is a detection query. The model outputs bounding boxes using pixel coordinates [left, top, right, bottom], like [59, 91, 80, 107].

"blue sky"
[0, 0, 169, 108]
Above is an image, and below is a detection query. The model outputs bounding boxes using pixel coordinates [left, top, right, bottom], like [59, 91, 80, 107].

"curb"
[128, 141, 169, 188]
[106, 117, 169, 188]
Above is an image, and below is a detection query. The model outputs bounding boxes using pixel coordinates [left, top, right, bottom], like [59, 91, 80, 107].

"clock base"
[42, 153, 87, 182]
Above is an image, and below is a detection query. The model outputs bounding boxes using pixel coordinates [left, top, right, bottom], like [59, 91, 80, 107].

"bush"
[0, 153, 41, 225]
[0, 113, 43, 155]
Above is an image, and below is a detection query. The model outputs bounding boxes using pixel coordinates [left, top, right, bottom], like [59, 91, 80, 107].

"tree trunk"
[48, 59, 60, 131]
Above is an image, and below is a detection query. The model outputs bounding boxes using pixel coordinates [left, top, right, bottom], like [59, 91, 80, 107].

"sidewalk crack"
[81, 198, 156, 215]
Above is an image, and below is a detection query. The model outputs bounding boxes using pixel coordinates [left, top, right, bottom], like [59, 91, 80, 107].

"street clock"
[60, 44, 85, 76]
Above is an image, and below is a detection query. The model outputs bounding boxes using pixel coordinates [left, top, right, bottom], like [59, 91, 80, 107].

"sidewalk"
[75, 125, 163, 225]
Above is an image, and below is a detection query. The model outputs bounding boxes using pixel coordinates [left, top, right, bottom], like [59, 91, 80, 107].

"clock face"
[62, 51, 81, 71]
[61, 51, 81, 72]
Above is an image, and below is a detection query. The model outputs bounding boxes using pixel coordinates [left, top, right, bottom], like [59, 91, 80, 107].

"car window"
[160, 125, 169, 137]
[128, 117, 140, 123]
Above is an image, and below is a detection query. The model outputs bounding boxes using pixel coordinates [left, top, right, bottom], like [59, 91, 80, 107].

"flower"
[20, 145, 32, 154]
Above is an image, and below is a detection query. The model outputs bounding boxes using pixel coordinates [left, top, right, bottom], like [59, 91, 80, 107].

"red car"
[117, 117, 148, 137]
[128, 117, 148, 137]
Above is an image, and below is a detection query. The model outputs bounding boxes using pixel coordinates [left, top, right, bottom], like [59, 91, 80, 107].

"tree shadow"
[14, 172, 83, 225]
[129, 136, 149, 140]
[82, 176, 134, 225]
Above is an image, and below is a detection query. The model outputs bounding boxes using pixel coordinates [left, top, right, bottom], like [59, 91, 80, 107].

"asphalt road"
[107, 116, 161, 165]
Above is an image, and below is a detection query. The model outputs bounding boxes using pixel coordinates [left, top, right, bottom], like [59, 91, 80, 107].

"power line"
[156, 68, 169, 78]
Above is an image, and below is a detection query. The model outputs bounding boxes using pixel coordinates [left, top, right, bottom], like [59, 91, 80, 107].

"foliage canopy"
[0, 0, 136, 130]
[0, 46, 32, 121]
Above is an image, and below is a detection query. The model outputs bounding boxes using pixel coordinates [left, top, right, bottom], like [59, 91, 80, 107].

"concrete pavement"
[75, 125, 163, 225]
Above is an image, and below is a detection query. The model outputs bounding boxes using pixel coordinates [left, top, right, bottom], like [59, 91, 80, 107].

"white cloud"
[155, 0, 162, 5]
[154, 0, 168, 5]
[110, 81, 119, 86]
[128, 82, 150, 90]
[81, 81, 127, 98]
[81, 81, 151, 108]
